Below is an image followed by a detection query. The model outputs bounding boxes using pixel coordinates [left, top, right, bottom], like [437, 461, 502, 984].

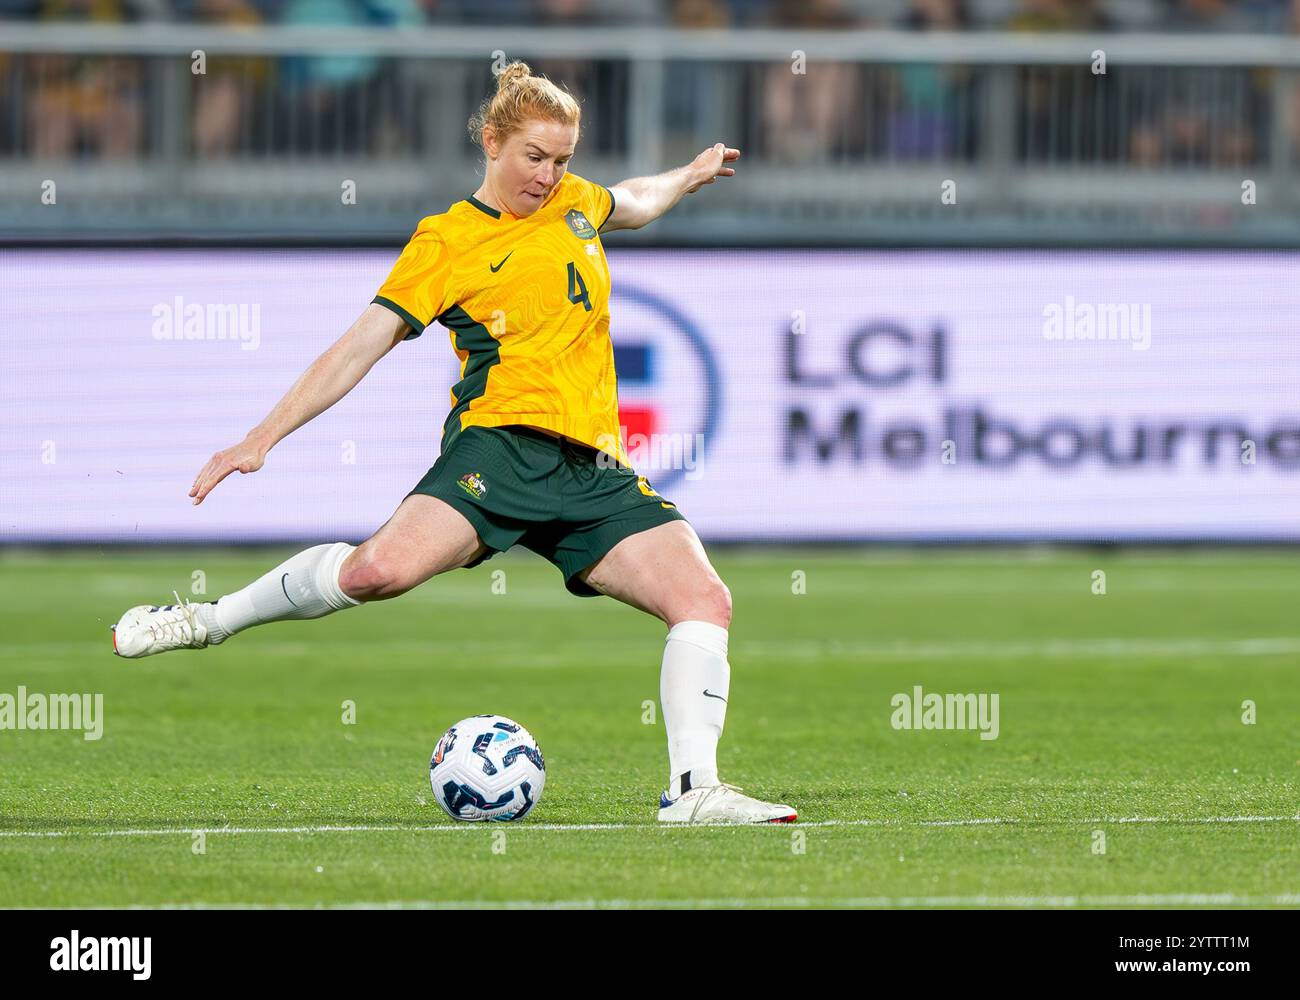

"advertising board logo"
[782, 318, 1300, 472]
[610, 286, 720, 489]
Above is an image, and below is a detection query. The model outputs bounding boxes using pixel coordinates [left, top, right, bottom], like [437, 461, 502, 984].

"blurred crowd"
[2, 0, 1298, 29]
[1, 0, 1298, 166]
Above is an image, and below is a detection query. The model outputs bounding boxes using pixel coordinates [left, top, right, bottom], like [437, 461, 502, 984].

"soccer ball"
[428, 714, 546, 821]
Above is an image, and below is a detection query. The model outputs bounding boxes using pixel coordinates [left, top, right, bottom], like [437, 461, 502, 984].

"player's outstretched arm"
[189, 303, 409, 505]
[603, 143, 740, 233]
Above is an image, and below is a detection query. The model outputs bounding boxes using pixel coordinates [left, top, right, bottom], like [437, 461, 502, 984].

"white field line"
[8, 636, 1300, 662]
[740, 637, 1300, 660]
[2, 814, 1297, 839]
[106, 892, 1300, 910]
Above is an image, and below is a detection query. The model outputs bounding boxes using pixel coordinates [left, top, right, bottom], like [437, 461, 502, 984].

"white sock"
[197, 542, 361, 644]
[660, 620, 730, 798]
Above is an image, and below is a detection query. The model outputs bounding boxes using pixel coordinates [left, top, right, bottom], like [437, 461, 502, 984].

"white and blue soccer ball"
[429, 714, 546, 821]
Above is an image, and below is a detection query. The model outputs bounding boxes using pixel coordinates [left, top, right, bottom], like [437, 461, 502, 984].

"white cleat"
[657, 783, 798, 825]
[111, 592, 209, 658]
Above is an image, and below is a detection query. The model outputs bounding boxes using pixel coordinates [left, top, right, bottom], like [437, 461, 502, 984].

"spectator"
[671, 0, 729, 26]
[721, 0, 778, 25]
[759, 0, 868, 163]
[663, 0, 733, 164]
[274, 0, 421, 155]
[884, 0, 977, 160]
[189, 0, 269, 158]
[0, 1, 45, 17]
[1009, 0, 1117, 162]
[530, 0, 632, 155]
[26, 0, 146, 158]
[1162, 0, 1277, 32]
[1008, 0, 1112, 31]
[1125, 0, 1271, 167]
[423, 0, 529, 25]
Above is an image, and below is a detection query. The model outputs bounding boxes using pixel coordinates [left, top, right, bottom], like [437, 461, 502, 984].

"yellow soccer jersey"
[373, 172, 628, 466]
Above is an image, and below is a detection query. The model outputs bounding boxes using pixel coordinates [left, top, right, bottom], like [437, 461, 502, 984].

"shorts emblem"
[458, 471, 488, 499]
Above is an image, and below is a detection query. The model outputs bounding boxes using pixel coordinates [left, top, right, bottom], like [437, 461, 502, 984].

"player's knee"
[339, 548, 416, 601]
[710, 579, 733, 630]
[674, 577, 731, 630]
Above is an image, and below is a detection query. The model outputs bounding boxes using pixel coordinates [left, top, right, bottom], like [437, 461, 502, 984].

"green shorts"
[409, 425, 686, 597]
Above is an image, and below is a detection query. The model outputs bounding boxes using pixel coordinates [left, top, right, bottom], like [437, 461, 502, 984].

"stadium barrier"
[1, 26, 1299, 243]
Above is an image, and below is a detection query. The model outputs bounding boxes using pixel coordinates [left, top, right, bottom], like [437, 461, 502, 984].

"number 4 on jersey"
[566, 261, 592, 312]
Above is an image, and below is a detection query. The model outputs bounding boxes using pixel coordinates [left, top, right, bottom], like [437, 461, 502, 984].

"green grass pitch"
[1, 547, 1297, 909]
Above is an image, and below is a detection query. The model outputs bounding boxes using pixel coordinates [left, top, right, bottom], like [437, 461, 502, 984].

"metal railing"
[1, 25, 1298, 243]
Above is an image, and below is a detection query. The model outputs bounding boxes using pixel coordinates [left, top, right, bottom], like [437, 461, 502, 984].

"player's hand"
[687, 143, 740, 194]
[190, 438, 268, 505]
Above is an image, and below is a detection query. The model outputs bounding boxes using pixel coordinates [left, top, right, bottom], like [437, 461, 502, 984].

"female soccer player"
[113, 62, 796, 825]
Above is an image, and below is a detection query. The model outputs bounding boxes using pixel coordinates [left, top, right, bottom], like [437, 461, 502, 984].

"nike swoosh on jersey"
[489, 251, 514, 272]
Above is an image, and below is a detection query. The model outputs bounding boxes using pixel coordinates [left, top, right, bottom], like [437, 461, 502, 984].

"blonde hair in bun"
[468, 60, 581, 150]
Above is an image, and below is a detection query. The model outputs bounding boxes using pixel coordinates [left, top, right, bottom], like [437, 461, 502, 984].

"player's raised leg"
[577, 520, 797, 824]
[111, 495, 486, 657]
